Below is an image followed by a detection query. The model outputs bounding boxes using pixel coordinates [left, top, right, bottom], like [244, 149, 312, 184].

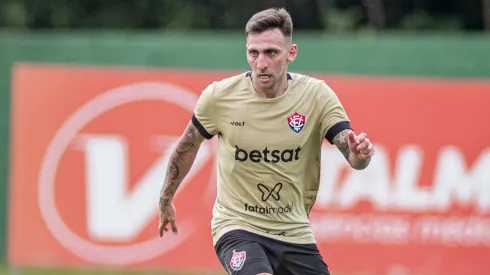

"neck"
[252, 74, 288, 99]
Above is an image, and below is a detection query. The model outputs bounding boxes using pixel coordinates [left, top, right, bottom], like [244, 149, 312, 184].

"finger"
[358, 148, 375, 159]
[159, 220, 168, 237]
[170, 220, 179, 235]
[357, 139, 370, 151]
[362, 150, 375, 158]
[347, 131, 357, 145]
[359, 139, 373, 152]
[158, 223, 164, 237]
[355, 133, 367, 144]
[365, 143, 374, 153]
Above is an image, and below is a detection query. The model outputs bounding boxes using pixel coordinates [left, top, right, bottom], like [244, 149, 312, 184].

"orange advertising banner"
[8, 63, 490, 275]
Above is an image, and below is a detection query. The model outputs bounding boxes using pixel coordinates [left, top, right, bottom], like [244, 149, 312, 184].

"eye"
[249, 51, 258, 57]
[267, 50, 277, 56]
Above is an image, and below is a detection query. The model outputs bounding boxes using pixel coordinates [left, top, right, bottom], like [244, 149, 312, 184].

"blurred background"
[1, 0, 490, 275]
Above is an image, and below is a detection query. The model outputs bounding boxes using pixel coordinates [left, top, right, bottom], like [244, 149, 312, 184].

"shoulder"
[289, 72, 336, 98]
[289, 72, 324, 85]
[204, 72, 249, 98]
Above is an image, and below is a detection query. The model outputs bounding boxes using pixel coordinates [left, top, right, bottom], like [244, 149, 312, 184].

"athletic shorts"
[214, 229, 330, 275]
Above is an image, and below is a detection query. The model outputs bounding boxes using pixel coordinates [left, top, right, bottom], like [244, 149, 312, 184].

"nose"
[256, 55, 268, 71]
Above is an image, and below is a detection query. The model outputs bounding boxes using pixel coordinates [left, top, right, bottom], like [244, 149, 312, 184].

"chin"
[259, 82, 275, 89]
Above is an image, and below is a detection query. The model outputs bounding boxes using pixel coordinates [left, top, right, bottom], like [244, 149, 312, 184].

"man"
[158, 7, 375, 275]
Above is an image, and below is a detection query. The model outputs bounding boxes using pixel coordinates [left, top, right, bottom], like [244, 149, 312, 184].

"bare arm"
[159, 120, 206, 207]
[332, 129, 372, 170]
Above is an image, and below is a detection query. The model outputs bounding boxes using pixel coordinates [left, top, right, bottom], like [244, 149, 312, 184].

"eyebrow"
[247, 47, 281, 52]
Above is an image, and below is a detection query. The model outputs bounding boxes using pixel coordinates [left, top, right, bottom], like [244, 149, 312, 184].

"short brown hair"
[245, 8, 293, 39]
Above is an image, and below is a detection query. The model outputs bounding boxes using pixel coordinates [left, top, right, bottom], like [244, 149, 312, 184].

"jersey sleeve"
[192, 83, 219, 139]
[319, 83, 353, 144]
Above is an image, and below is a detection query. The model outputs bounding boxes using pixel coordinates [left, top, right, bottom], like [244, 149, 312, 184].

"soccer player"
[158, 7, 375, 275]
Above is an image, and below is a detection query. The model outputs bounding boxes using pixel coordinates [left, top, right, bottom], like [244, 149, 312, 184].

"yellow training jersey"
[191, 72, 351, 246]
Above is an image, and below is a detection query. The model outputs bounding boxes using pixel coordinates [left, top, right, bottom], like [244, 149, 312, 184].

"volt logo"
[257, 183, 283, 201]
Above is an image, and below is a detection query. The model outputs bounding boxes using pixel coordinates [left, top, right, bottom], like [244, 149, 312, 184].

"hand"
[348, 131, 375, 160]
[158, 200, 178, 237]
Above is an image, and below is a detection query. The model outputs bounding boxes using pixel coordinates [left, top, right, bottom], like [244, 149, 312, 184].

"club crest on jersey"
[287, 111, 306, 134]
[229, 250, 246, 271]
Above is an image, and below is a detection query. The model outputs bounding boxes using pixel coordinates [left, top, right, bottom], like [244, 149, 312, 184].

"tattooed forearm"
[159, 121, 205, 207]
[333, 130, 351, 160]
[349, 153, 371, 170]
[333, 129, 371, 170]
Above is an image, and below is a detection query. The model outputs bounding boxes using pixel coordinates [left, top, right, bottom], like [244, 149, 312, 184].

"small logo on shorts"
[287, 111, 306, 134]
[229, 249, 246, 271]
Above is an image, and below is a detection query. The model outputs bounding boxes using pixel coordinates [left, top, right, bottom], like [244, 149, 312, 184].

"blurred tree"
[485, 0, 490, 30]
[363, 0, 387, 29]
[0, 0, 485, 32]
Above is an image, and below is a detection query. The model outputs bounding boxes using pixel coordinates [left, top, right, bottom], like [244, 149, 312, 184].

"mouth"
[257, 74, 272, 83]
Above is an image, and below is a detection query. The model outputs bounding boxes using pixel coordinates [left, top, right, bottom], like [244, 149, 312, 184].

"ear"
[287, 44, 298, 62]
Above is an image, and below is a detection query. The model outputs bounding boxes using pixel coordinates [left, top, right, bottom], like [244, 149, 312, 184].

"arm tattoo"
[332, 129, 371, 170]
[159, 121, 205, 207]
[332, 130, 351, 160]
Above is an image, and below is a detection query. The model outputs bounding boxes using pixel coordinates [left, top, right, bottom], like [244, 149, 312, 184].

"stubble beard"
[254, 77, 276, 95]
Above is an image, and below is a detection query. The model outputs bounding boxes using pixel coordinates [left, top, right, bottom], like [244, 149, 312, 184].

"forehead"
[246, 29, 287, 50]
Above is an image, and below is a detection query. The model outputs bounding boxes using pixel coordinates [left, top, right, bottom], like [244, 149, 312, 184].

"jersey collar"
[246, 71, 292, 80]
